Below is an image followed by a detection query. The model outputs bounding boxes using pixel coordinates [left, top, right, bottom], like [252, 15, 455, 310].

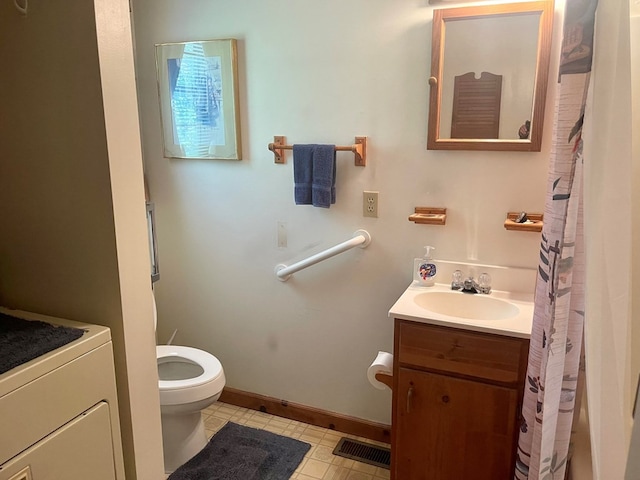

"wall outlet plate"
[277, 221, 287, 248]
[363, 191, 379, 218]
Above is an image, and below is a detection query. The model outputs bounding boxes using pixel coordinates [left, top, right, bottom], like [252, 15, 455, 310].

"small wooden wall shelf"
[268, 136, 367, 166]
[408, 207, 447, 225]
[504, 212, 543, 232]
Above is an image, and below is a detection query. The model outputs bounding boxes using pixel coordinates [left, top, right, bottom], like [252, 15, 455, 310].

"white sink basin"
[413, 291, 520, 320]
[388, 283, 534, 338]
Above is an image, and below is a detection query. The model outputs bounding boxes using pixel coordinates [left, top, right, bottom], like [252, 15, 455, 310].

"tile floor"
[200, 401, 391, 480]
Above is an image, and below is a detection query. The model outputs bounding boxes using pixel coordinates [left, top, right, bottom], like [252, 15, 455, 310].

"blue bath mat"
[168, 421, 311, 480]
[0, 312, 84, 375]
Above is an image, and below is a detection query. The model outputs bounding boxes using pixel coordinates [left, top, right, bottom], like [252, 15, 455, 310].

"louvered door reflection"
[450, 71, 502, 139]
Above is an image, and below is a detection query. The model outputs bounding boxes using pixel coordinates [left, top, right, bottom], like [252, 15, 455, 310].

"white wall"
[133, 0, 563, 424]
[583, 0, 635, 477]
[0, 1, 163, 478]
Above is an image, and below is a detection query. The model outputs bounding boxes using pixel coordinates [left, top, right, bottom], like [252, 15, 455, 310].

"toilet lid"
[157, 345, 223, 391]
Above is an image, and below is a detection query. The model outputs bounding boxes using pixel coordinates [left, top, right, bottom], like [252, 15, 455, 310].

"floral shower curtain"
[514, 0, 598, 478]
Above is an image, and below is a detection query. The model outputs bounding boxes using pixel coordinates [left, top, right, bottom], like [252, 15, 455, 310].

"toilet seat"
[157, 345, 225, 406]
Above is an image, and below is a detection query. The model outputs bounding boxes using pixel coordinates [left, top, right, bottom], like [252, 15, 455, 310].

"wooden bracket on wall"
[271, 136, 287, 164]
[353, 136, 367, 166]
[504, 212, 543, 232]
[268, 136, 367, 166]
[408, 207, 447, 225]
[374, 372, 393, 390]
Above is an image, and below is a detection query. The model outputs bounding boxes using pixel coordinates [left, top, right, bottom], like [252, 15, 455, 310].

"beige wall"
[631, 11, 640, 410]
[132, 0, 565, 425]
[627, 11, 640, 479]
[93, 0, 165, 478]
[0, 1, 163, 478]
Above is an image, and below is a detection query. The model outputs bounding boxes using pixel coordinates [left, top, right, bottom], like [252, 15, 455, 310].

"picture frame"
[155, 39, 242, 160]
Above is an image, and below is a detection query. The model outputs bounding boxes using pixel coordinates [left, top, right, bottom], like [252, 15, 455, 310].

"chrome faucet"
[451, 270, 491, 294]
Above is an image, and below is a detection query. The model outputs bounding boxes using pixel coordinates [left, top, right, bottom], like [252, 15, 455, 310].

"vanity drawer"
[396, 320, 528, 385]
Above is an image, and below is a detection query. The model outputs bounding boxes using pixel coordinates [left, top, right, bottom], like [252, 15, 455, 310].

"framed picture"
[155, 39, 242, 160]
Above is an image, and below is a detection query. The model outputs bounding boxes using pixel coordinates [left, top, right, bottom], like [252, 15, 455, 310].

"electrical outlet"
[363, 191, 379, 218]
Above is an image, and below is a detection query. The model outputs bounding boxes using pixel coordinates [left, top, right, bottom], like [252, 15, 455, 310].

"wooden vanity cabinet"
[391, 320, 529, 480]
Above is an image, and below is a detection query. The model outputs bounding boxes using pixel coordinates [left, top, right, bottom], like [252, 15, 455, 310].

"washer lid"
[157, 345, 223, 390]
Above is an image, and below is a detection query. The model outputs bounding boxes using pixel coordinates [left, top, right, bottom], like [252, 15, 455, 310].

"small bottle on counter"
[414, 246, 437, 287]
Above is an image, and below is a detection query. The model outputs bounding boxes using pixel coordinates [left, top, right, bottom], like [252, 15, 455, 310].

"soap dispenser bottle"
[414, 246, 437, 286]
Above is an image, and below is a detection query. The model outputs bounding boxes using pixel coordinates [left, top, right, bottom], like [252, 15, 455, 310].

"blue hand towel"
[293, 144, 314, 205]
[311, 145, 336, 208]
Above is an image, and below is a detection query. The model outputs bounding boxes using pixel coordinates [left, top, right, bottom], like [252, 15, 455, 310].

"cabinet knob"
[407, 386, 414, 413]
[442, 395, 450, 403]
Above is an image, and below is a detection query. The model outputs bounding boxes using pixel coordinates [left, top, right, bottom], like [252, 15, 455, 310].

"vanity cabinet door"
[393, 367, 518, 480]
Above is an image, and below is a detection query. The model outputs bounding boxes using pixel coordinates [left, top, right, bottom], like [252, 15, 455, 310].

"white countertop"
[388, 282, 534, 339]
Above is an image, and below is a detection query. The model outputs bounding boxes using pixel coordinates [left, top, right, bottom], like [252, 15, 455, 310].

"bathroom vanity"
[0, 308, 125, 480]
[388, 284, 533, 480]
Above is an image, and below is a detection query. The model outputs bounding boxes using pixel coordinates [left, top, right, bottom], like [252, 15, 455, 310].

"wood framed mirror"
[427, 1, 554, 151]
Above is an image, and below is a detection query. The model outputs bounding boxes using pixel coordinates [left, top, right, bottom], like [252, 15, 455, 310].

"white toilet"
[153, 295, 226, 473]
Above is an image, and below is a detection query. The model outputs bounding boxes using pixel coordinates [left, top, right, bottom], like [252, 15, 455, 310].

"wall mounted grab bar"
[275, 230, 372, 281]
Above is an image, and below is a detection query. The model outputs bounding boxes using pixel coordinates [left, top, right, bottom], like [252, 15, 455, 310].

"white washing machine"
[0, 308, 125, 480]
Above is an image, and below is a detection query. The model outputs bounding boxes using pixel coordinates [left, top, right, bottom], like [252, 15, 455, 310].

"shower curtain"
[515, 0, 635, 477]
[514, 0, 596, 478]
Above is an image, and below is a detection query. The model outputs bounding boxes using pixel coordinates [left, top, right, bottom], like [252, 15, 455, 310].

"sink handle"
[478, 272, 492, 294]
[451, 270, 492, 294]
[451, 269, 464, 290]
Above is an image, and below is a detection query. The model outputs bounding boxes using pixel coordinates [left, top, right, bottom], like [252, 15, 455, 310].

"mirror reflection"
[427, 1, 554, 152]
[440, 14, 540, 140]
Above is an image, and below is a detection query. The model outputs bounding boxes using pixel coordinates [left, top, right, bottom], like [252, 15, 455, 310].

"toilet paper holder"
[374, 372, 393, 390]
[368, 351, 394, 391]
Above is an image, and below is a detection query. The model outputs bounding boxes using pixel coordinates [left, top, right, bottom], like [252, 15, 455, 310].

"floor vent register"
[332, 437, 391, 469]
